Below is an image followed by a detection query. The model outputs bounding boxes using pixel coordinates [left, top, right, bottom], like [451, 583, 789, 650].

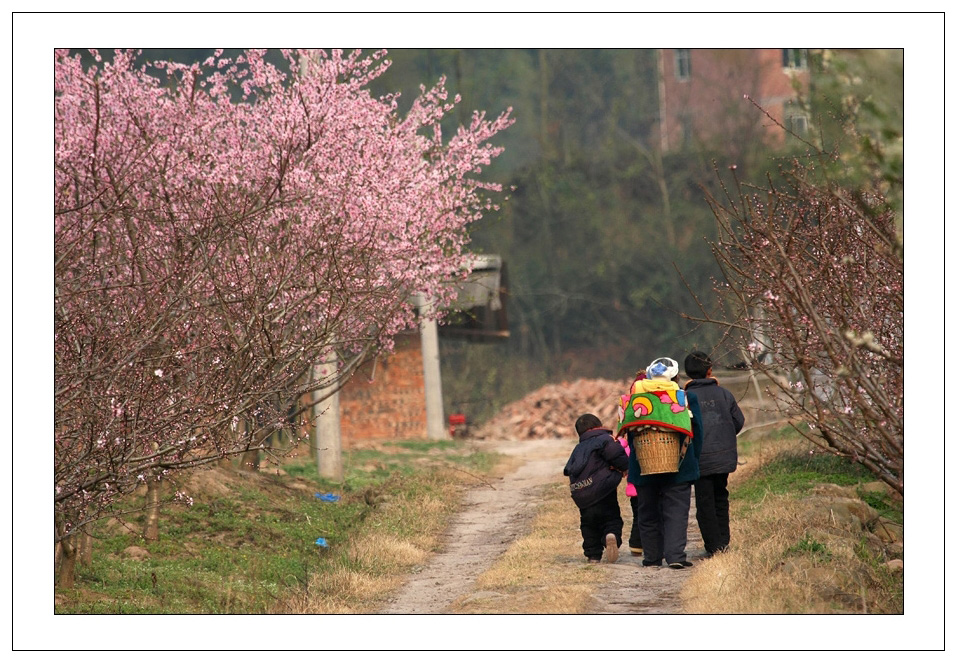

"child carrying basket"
[617, 357, 703, 570]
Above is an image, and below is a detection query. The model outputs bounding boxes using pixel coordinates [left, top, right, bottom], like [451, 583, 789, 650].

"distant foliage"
[376, 50, 731, 381]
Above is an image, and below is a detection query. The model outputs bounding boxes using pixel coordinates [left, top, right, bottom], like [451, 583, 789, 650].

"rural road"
[379, 436, 703, 614]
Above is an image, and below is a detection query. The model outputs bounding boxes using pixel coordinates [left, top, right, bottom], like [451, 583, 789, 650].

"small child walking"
[564, 413, 629, 563]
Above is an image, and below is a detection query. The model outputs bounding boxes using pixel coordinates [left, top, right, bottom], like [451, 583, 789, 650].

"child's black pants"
[694, 473, 731, 553]
[578, 490, 623, 560]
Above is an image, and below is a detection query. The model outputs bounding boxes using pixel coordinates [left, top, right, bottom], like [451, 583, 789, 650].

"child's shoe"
[604, 533, 619, 563]
[629, 546, 643, 556]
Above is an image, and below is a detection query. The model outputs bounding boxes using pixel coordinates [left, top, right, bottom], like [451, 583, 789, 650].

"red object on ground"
[448, 414, 467, 437]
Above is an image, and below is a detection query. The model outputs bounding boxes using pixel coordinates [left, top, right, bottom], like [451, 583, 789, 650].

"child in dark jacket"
[564, 413, 629, 563]
[684, 351, 745, 556]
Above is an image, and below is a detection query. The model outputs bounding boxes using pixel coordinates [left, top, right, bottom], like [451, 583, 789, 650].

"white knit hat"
[646, 357, 679, 380]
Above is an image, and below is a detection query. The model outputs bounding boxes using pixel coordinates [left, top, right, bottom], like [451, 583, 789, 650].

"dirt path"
[379, 436, 703, 615]
[589, 494, 703, 614]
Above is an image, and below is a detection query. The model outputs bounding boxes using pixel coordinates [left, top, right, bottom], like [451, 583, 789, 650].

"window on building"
[675, 49, 691, 80]
[784, 99, 809, 137]
[787, 114, 809, 137]
[782, 49, 808, 70]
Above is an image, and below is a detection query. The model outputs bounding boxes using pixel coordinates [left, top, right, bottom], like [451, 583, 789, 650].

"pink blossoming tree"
[54, 48, 512, 582]
[690, 107, 903, 496]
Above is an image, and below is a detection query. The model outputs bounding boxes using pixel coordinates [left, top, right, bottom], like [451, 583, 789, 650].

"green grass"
[386, 438, 458, 452]
[737, 422, 803, 457]
[733, 435, 874, 506]
[732, 426, 903, 533]
[56, 439, 497, 614]
[857, 489, 903, 525]
[786, 534, 832, 562]
[732, 424, 904, 525]
[62, 489, 364, 613]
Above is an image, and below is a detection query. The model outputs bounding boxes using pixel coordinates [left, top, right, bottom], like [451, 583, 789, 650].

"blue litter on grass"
[314, 492, 341, 502]
[315, 537, 329, 547]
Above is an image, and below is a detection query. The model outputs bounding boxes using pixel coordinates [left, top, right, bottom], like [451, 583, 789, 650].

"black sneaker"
[668, 561, 693, 569]
[642, 559, 662, 567]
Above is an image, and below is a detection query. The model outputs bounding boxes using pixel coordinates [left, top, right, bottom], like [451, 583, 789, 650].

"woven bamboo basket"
[633, 427, 681, 475]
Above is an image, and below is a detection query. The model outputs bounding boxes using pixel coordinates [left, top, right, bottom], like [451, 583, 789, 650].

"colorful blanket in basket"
[615, 389, 693, 438]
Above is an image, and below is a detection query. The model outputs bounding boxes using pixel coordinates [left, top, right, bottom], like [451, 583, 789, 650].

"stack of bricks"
[338, 333, 428, 445]
[471, 378, 630, 442]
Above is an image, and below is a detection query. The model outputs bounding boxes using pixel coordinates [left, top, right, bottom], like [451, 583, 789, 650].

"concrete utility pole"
[416, 294, 446, 440]
[311, 351, 343, 481]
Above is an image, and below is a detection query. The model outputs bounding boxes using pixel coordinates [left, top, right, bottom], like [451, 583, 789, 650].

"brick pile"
[470, 378, 631, 441]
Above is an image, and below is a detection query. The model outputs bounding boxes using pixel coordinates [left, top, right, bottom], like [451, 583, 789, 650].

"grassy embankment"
[55, 425, 903, 615]
[55, 438, 499, 614]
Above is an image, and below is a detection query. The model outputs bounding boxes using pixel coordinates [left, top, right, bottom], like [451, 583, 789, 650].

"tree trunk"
[312, 357, 343, 481]
[143, 478, 161, 542]
[78, 528, 93, 566]
[58, 535, 77, 589]
[236, 418, 260, 471]
[241, 448, 260, 471]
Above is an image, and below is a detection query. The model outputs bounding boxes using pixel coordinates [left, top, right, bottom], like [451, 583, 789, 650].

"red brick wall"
[657, 49, 811, 152]
[338, 333, 427, 445]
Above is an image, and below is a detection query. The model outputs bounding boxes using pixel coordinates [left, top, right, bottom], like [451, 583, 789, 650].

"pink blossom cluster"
[54, 49, 513, 538]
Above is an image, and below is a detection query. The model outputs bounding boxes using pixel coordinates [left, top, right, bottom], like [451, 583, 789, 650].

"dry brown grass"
[449, 482, 602, 614]
[279, 533, 433, 613]
[277, 452, 507, 614]
[681, 429, 903, 614]
[286, 446, 601, 615]
[682, 496, 822, 613]
[681, 495, 900, 613]
[281, 427, 902, 616]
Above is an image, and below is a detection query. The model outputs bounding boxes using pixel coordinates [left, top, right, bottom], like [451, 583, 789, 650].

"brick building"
[654, 48, 811, 153]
